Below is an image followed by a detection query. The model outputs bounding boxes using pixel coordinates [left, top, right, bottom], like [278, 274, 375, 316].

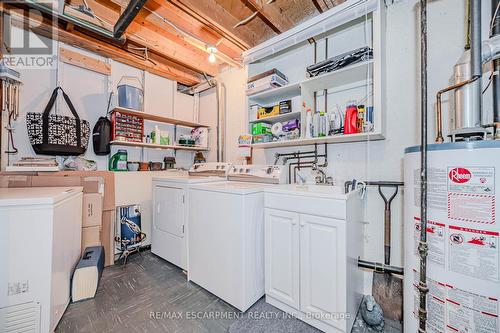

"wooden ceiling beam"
[145, 0, 245, 56]
[170, 0, 259, 48]
[68, 0, 219, 76]
[242, 0, 294, 34]
[5, 5, 201, 85]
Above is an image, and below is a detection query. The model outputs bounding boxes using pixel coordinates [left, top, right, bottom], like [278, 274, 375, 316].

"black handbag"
[27, 87, 90, 156]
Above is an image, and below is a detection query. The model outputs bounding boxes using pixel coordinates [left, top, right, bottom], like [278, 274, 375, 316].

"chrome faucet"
[312, 164, 333, 185]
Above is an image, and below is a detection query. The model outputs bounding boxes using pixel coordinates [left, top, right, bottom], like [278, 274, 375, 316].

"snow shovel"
[371, 184, 404, 322]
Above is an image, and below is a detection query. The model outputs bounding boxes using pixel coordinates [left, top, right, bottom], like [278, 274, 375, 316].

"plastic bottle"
[305, 108, 313, 138]
[319, 111, 326, 137]
[313, 111, 320, 137]
[324, 110, 330, 136]
[154, 125, 161, 144]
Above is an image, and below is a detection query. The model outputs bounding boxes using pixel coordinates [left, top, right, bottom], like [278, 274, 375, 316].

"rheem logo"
[449, 168, 472, 183]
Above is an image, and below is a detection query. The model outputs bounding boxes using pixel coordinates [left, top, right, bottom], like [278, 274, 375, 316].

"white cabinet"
[264, 186, 364, 333]
[264, 209, 299, 309]
[152, 185, 186, 268]
[299, 215, 347, 331]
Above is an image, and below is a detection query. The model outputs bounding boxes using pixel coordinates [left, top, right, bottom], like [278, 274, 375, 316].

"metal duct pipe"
[492, 0, 500, 125]
[216, 82, 227, 162]
[469, 0, 482, 128]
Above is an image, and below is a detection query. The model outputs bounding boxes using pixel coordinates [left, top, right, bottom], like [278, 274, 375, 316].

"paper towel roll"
[271, 122, 283, 136]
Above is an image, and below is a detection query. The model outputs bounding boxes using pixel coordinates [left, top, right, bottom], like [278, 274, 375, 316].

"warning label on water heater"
[448, 226, 499, 282]
[447, 166, 495, 224]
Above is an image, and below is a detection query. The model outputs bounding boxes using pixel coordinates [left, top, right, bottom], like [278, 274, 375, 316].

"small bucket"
[117, 76, 143, 111]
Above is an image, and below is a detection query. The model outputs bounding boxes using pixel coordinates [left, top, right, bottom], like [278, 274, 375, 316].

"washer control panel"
[228, 165, 286, 184]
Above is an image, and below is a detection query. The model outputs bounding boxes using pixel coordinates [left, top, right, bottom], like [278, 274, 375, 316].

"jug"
[109, 150, 128, 171]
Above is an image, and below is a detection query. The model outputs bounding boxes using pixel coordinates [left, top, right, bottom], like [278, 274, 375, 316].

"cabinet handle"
[300, 222, 305, 227]
[291, 221, 297, 225]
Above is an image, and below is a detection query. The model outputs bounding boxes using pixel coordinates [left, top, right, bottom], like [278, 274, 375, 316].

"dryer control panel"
[189, 162, 232, 177]
[228, 165, 286, 184]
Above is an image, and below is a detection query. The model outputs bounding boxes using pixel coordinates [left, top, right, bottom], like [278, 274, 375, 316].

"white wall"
[217, 0, 494, 292]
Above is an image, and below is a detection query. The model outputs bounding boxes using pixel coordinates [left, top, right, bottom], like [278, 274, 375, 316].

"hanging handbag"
[27, 87, 90, 156]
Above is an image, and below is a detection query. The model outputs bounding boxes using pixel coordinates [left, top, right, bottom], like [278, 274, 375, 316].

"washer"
[187, 165, 286, 311]
[152, 162, 231, 270]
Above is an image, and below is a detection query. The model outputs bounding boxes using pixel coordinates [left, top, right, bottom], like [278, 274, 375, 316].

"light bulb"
[208, 52, 216, 63]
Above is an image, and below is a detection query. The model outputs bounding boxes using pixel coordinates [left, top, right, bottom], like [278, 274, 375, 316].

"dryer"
[151, 162, 231, 270]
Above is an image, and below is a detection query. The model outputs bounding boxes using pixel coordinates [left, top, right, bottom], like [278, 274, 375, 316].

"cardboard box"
[101, 210, 115, 267]
[82, 226, 101, 251]
[82, 193, 103, 228]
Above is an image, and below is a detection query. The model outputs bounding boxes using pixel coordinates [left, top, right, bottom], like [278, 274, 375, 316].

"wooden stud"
[172, 0, 259, 47]
[6, 6, 201, 85]
[59, 47, 111, 76]
[242, 0, 294, 34]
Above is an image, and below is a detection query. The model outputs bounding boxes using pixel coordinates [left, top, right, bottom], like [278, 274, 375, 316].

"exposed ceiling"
[4, 0, 346, 85]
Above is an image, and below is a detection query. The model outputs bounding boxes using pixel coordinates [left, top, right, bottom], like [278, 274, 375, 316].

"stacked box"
[252, 122, 272, 135]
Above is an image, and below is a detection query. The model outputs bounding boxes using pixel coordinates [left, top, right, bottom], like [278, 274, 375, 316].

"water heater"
[404, 141, 500, 332]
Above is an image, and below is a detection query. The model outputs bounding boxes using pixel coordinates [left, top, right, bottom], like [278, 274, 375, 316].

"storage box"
[253, 134, 273, 143]
[82, 226, 101, 251]
[279, 100, 292, 114]
[258, 105, 280, 119]
[82, 193, 103, 228]
[252, 122, 272, 135]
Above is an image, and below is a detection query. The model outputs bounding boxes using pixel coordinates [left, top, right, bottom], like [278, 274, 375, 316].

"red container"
[344, 105, 358, 135]
[111, 111, 144, 142]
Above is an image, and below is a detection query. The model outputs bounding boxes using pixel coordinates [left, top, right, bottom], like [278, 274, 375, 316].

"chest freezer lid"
[0, 186, 83, 207]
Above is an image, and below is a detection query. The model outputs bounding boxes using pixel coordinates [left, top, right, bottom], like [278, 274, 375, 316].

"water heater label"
[447, 166, 495, 225]
[448, 225, 499, 283]
[414, 217, 445, 266]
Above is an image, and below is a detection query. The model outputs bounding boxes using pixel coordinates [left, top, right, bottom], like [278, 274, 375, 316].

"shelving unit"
[110, 106, 211, 153]
[249, 111, 301, 124]
[110, 140, 210, 151]
[244, 3, 385, 150]
[247, 83, 301, 106]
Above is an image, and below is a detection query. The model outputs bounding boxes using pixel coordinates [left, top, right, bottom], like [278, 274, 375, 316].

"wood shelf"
[112, 106, 210, 128]
[110, 140, 210, 151]
[249, 111, 301, 124]
[251, 132, 384, 149]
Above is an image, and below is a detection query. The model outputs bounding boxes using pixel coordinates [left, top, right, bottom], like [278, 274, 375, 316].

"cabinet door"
[154, 186, 185, 237]
[265, 209, 300, 309]
[299, 214, 346, 330]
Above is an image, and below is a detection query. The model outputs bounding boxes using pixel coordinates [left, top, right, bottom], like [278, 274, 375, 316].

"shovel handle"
[378, 185, 399, 266]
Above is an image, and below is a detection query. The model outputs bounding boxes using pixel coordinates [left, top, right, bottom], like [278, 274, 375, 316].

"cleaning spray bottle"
[305, 108, 313, 138]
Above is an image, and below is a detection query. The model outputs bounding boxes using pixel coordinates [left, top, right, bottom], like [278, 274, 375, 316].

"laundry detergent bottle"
[109, 149, 128, 171]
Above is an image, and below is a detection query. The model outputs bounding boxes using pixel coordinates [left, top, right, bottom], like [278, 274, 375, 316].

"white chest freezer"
[0, 187, 83, 333]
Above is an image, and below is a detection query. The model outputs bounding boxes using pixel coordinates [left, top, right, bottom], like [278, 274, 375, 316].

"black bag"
[27, 87, 90, 156]
[92, 116, 111, 155]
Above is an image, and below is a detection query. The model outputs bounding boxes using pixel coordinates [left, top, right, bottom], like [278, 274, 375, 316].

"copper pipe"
[435, 76, 479, 143]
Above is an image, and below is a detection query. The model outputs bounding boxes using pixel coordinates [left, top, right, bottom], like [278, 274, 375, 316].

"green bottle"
[109, 149, 128, 171]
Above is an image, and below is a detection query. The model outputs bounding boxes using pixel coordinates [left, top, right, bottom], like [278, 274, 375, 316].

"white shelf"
[249, 111, 301, 124]
[251, 132, 384, 149]
[110, 140, 210, 151]
[247, 83, 301, 105]
[301, 60, 373, 92]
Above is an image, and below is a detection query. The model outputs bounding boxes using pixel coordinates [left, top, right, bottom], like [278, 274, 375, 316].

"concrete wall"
[217, 0, 494, 292]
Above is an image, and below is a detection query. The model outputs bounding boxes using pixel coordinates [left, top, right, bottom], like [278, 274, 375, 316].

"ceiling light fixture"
[207, 45, 218, 63]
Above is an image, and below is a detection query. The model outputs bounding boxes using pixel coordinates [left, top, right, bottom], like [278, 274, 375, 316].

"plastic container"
[117, 76, 143, 111]
[109, 150, 128, 171]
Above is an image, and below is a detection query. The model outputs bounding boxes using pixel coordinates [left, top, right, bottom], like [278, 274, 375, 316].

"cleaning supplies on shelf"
[319, 111, 326, 137]
[246, 68, 289, 95]
[357, 105, 366, 133]
[109, 150, 128, 171]
[312, 111, 320, 137]
[306, 108, 313, 138]
[344, 103, 358, 135]
[279, 100, 292, 114]
[258, 105, 280, 119]
[160, 131, 169, 145]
